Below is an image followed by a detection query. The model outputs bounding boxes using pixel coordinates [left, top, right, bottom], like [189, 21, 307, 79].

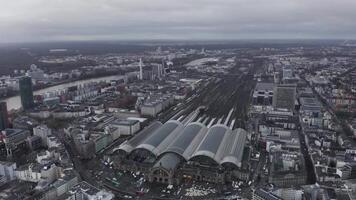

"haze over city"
[1, 0, 356, 42]
[1, 1, 356, 200]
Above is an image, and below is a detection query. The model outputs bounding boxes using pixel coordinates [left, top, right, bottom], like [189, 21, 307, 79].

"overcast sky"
[1, 0, 356, 43]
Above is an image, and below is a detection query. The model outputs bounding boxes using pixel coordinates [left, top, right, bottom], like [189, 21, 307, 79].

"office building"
[74, 135, 95, 159]
[0, 102, 9, 130]
[252, 188, 283, 200]
[282, 67, 293, 80]
[110, 119, 140, 137]
[27, 135, 42, 151]
[252, 83, 274, 105]
[273, 84, 296, 111]
[152, 64, 164, 79]
[300, 97, 322, 116]
[15, 163, 59, 183]
[268, 151, 307, 187]
[140, 95, 174, 117]
[33, 125, 52, 147]
[0, 128, 31, 157]
[139, 58, 143, 80]
[64, 181, 114, 200]
[19, 76, 34, 110]
[0, 161, 17, 182]
[27, 64, 46, 83]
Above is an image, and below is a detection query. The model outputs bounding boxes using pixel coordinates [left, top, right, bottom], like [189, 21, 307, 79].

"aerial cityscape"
[1, 1, 356, 200]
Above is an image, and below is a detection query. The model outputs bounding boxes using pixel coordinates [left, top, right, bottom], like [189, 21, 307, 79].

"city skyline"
[1, 0, 356, 43]
[1, 1, 356, 199]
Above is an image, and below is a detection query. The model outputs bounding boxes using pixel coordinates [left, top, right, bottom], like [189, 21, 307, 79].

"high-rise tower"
[0, 102, 9, 130]
[19, 76, 34, 110]
[139, 58, 143, 80]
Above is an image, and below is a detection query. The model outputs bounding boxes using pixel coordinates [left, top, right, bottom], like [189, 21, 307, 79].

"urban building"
[0, 102, 9, 130]
[27, 135, 42, 151]
[253, 82, 274, 106]
[268, 151, 307, 187]
[52, 171, 79, 198]
[26, 64, 47, 83]
[12, 115, 39, 130]
[74, 134, 95, 159]
[273, 84, 296, 111]
[0, 128, 31, 157]
[140, 95, 174, 117]
[110, 119, 140, 137]
[337, 163, 356, 180]
[282, 68, 292, 80]
[139, 58, 143, 80]
[33, 125, 52, 147]
[0, 161, 17, 182]
[19, 76, 34, 110]
[272, 188, 303, 200]
[63, 181, 114, 200]
[89, 132, 112, 153]
[299, 97, 322, 116]
[115, 120, 249, 185]
[15, 163, 60, 183]
[252, 188, 283, 200]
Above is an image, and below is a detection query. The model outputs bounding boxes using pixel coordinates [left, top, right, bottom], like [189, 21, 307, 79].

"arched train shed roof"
[163, 122, 207, 160]
[135, 120, 183, 156]
[114, 121, 162, 154]
[220, 128, 247, 168]
[190, 124, 231, 164]
[115, 120, 247, 169]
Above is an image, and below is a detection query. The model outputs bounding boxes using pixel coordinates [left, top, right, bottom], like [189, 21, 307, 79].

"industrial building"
[114, 116, 249, 185]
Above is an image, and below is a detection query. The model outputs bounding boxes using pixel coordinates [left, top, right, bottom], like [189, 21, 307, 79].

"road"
[302, 76, 356, 146]
[298, 121, 317, 184]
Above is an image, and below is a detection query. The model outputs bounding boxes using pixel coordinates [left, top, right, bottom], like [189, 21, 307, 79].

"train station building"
[113, 120, 250, 185]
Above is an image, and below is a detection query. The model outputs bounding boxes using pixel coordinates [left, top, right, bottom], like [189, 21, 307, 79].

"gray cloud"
[1, 0, 356, 42]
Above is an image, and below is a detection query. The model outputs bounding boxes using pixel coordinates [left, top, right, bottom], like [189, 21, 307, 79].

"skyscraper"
[0, 102, 9, 130]
[273, 84, 296, 111]
[139, 58, 143, 80]
[19, 76, 34, 110]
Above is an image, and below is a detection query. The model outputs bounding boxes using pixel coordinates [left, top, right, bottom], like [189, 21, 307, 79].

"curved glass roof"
[153, 153, 181, 171]
[142, 121, 181, 148]
[196, 126, 228, 155]
[220, 128, 247, 168]
[115, 121, 162, 153]
[130, 121, 162, 146]
[165, 123, 204, 157]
